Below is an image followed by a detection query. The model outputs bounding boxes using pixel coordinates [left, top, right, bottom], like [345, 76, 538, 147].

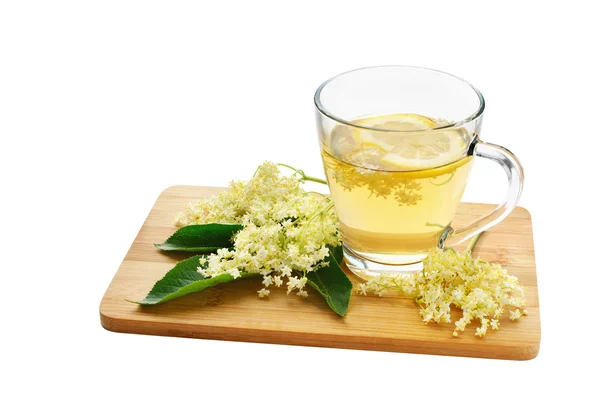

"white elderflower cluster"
[174, 162, 340, 297]
[358, 247, 527, 337]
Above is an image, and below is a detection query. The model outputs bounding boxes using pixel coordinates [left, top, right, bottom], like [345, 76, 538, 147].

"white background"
[1, 0, 598, 398]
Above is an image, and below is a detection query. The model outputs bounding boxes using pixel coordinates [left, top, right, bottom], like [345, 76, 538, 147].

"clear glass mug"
[314, 66, 524, 279]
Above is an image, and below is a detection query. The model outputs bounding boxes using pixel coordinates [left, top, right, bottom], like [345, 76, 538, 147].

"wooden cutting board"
[100, 186, 541, 360]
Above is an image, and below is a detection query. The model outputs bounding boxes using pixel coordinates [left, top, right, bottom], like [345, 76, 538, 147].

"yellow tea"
[322, 114, 473, 268]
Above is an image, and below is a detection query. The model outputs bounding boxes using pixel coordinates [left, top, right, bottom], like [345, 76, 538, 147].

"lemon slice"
[365, 113, 438, 130]
[352, 114, 438, 151]
[379, 128, 467, 170]
[348, 113, 468, 171]
[379, 129, 467, 171]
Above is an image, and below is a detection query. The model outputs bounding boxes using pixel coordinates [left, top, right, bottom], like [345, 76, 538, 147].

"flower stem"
[303, 176, 328, 185]
[277, 163, 328, 185]
[466, 232, 483, 253]
[296, 201, 335, 247]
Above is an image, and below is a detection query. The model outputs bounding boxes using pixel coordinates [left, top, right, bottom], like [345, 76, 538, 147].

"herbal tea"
[322, 114, 473, 268]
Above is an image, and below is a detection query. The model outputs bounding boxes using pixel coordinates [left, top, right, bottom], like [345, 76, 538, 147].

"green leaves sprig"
[134, 255, 255, 305]
[137, 224, 351, 316]
[306, 245, 351, 316]
[154, 223, 243, 252]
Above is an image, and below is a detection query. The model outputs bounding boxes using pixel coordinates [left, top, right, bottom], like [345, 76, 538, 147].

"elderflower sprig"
[174, 161, 340, 297]
[357, 234, 527, 337]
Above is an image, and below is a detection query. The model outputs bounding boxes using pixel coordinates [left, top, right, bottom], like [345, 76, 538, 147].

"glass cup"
[314, 66, 524, 279]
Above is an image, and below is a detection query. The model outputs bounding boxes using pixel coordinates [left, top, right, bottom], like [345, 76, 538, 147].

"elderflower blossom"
[357, 247, 527, 337]
[257, 288, 270, 298]
[174, 162, 340, 297]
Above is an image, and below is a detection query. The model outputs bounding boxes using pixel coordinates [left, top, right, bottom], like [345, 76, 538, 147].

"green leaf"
[154, 223, 243, 252]
[133, 255, 256, 305]
[306, 245, 352, 317]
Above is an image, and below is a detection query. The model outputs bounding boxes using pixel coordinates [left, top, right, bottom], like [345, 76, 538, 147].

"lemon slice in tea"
[379, 128, 468, 170]
[352, 113, 438, 151]
[350, 114, 468, 171]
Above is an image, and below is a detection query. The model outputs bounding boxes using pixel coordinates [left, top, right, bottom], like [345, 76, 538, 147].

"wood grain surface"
[100, 186, 541, 360]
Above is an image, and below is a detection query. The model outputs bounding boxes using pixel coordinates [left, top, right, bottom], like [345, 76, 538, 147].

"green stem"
[251, 164, 263, 179]
[277, 163, 302, 174]
[277, 163, 328, 185]
[303, 176, 328, 185]
[305, 191, 329, 198]
[296, 201, 335, 247]
[466, 232, 483, 253]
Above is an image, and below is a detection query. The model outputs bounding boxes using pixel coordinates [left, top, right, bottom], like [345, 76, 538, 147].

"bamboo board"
[100, 186, 541, 360]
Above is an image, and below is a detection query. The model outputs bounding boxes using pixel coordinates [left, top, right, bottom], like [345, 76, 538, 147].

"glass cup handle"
[442, 139, 525, 248]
